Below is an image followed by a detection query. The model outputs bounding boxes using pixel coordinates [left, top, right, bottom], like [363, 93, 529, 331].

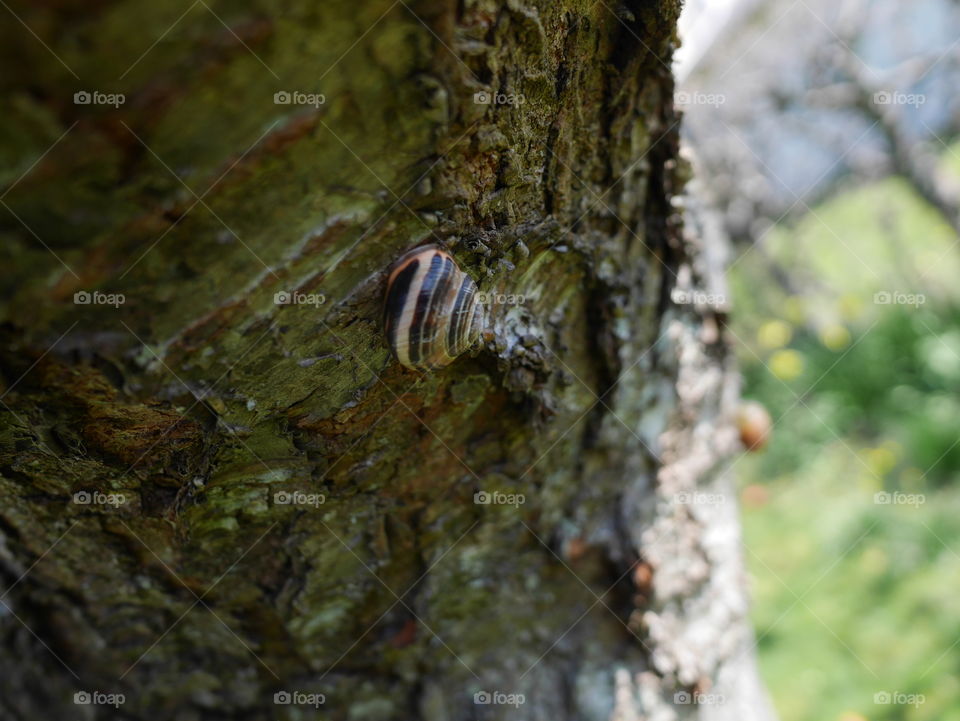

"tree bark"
[0, 1, 775, 719]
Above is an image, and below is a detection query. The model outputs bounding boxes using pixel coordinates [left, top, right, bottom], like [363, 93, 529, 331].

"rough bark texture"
[0, 1, 775, 719]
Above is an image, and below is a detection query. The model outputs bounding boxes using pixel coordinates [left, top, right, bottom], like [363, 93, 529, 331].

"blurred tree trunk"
[0, 1, 775, 719]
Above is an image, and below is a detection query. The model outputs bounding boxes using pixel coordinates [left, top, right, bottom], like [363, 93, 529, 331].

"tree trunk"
[0, 1, 775, 719]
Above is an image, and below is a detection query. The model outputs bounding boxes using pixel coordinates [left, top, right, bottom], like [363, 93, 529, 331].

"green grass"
[741, 454, 960, 721]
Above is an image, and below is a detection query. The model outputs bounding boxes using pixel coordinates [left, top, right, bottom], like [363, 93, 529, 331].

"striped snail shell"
[383, 244, 484, 371]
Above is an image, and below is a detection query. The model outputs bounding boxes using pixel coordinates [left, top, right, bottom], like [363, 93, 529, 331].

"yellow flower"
[819, 324, 851, 351]
[769, 349, 804, 380]
[866, 446, 897, 476]
[758, 320, 793, 350]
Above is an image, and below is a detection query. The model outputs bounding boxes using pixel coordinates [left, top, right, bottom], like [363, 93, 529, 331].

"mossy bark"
[0, 1, 774, 719]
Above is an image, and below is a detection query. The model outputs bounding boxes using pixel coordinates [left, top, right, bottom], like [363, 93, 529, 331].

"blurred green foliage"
[729, 162, 960, 721]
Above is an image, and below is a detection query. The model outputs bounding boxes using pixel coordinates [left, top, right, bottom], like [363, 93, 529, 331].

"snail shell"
[736, 400, 772, 451]
[383, 245, 484, 371]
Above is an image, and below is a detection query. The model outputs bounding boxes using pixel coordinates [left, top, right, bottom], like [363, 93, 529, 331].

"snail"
[383, 244, 486, 371]
[736, 400, 772, 451]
